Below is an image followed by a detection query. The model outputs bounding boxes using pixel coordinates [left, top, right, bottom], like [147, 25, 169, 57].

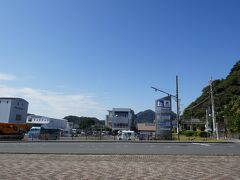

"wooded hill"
[135, 110, 155, 123]
[183, 61, 240, 132]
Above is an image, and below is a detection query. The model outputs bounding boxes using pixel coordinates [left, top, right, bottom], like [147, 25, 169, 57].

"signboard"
[155, 96, 172, 140]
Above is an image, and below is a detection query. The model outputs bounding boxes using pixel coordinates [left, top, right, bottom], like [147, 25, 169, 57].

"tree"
[79, 118, 95, 130]
[130, 110, 137, 131]
[225, 96, 240, 133]
[182, 60, 240, 132]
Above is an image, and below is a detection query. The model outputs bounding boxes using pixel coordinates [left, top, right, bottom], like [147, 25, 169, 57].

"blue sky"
[0, 0, 239, 119]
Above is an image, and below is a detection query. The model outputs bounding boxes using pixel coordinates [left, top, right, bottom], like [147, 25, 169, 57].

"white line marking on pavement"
[192, 143, 211, 147]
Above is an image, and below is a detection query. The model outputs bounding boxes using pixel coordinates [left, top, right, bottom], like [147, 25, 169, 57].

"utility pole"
[209, 78, 219, 140]
[176, 76, 180, 141]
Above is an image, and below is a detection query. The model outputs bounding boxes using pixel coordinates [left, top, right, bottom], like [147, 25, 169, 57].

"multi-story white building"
[0, 97, 28, 124]
[106, 108, 134, 131]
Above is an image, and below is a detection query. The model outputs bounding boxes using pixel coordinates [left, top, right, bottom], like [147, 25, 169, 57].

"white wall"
[0, 99, 11, 123]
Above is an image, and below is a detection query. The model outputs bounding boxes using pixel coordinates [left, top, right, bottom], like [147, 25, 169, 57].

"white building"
[27, 114, 70, 136]
[106, 108, 134, 131]
[0, 97, 28, 124]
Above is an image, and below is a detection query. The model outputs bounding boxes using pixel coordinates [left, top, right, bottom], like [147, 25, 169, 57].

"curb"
[0, 152, 239, 156]
[0, 140, 235, 144]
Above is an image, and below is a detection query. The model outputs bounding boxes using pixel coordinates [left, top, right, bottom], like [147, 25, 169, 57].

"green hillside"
[135, 110, 155, 123]
[183, 60, 240, 132]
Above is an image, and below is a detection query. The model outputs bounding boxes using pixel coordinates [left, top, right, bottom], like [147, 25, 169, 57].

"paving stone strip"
[0, 154, 239, 180]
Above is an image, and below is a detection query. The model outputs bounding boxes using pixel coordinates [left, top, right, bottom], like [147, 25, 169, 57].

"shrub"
[198, 131, 210, 138]
[179, 131, 185, 135]
[185, 130, 195, 137]
[194, 131, 199, 136]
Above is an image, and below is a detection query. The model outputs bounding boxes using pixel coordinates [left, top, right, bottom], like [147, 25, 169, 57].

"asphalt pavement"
[0, 141, 239, 155]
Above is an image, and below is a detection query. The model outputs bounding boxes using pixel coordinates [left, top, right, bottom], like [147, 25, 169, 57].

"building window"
[17, 102, 19, 106]
[16, 115, 22, 121]
[114, 123, 128, 128]
[115, 112, 128, 118]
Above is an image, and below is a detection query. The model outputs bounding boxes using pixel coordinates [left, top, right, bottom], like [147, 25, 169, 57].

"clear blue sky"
[0, 0, 239, 119]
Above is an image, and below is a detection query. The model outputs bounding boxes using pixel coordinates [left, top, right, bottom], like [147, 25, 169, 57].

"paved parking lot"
[0, 154, 239, 180]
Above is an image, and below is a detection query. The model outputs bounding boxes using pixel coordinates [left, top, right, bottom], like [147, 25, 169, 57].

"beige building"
[137, 123, 156, 140]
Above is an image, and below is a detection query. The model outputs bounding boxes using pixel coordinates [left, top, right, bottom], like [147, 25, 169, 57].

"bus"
[39, 128, 61, 140]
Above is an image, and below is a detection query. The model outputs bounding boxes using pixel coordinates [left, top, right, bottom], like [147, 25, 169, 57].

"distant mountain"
[64, 115, 105, 128]
[135, 109, 155, 123]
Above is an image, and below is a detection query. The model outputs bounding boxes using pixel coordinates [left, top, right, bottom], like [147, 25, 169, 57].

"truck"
[0, 122, 29, 140]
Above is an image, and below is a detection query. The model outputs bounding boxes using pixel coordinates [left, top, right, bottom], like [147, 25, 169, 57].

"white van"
[28, 127, 41, 139]
[117, 130, 135, 140]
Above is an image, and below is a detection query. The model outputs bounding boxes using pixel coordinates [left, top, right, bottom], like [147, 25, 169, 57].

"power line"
[184, 96, 210, 111]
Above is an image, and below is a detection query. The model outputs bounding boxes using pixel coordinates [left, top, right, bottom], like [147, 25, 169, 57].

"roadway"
[0, 141, 239, 155]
